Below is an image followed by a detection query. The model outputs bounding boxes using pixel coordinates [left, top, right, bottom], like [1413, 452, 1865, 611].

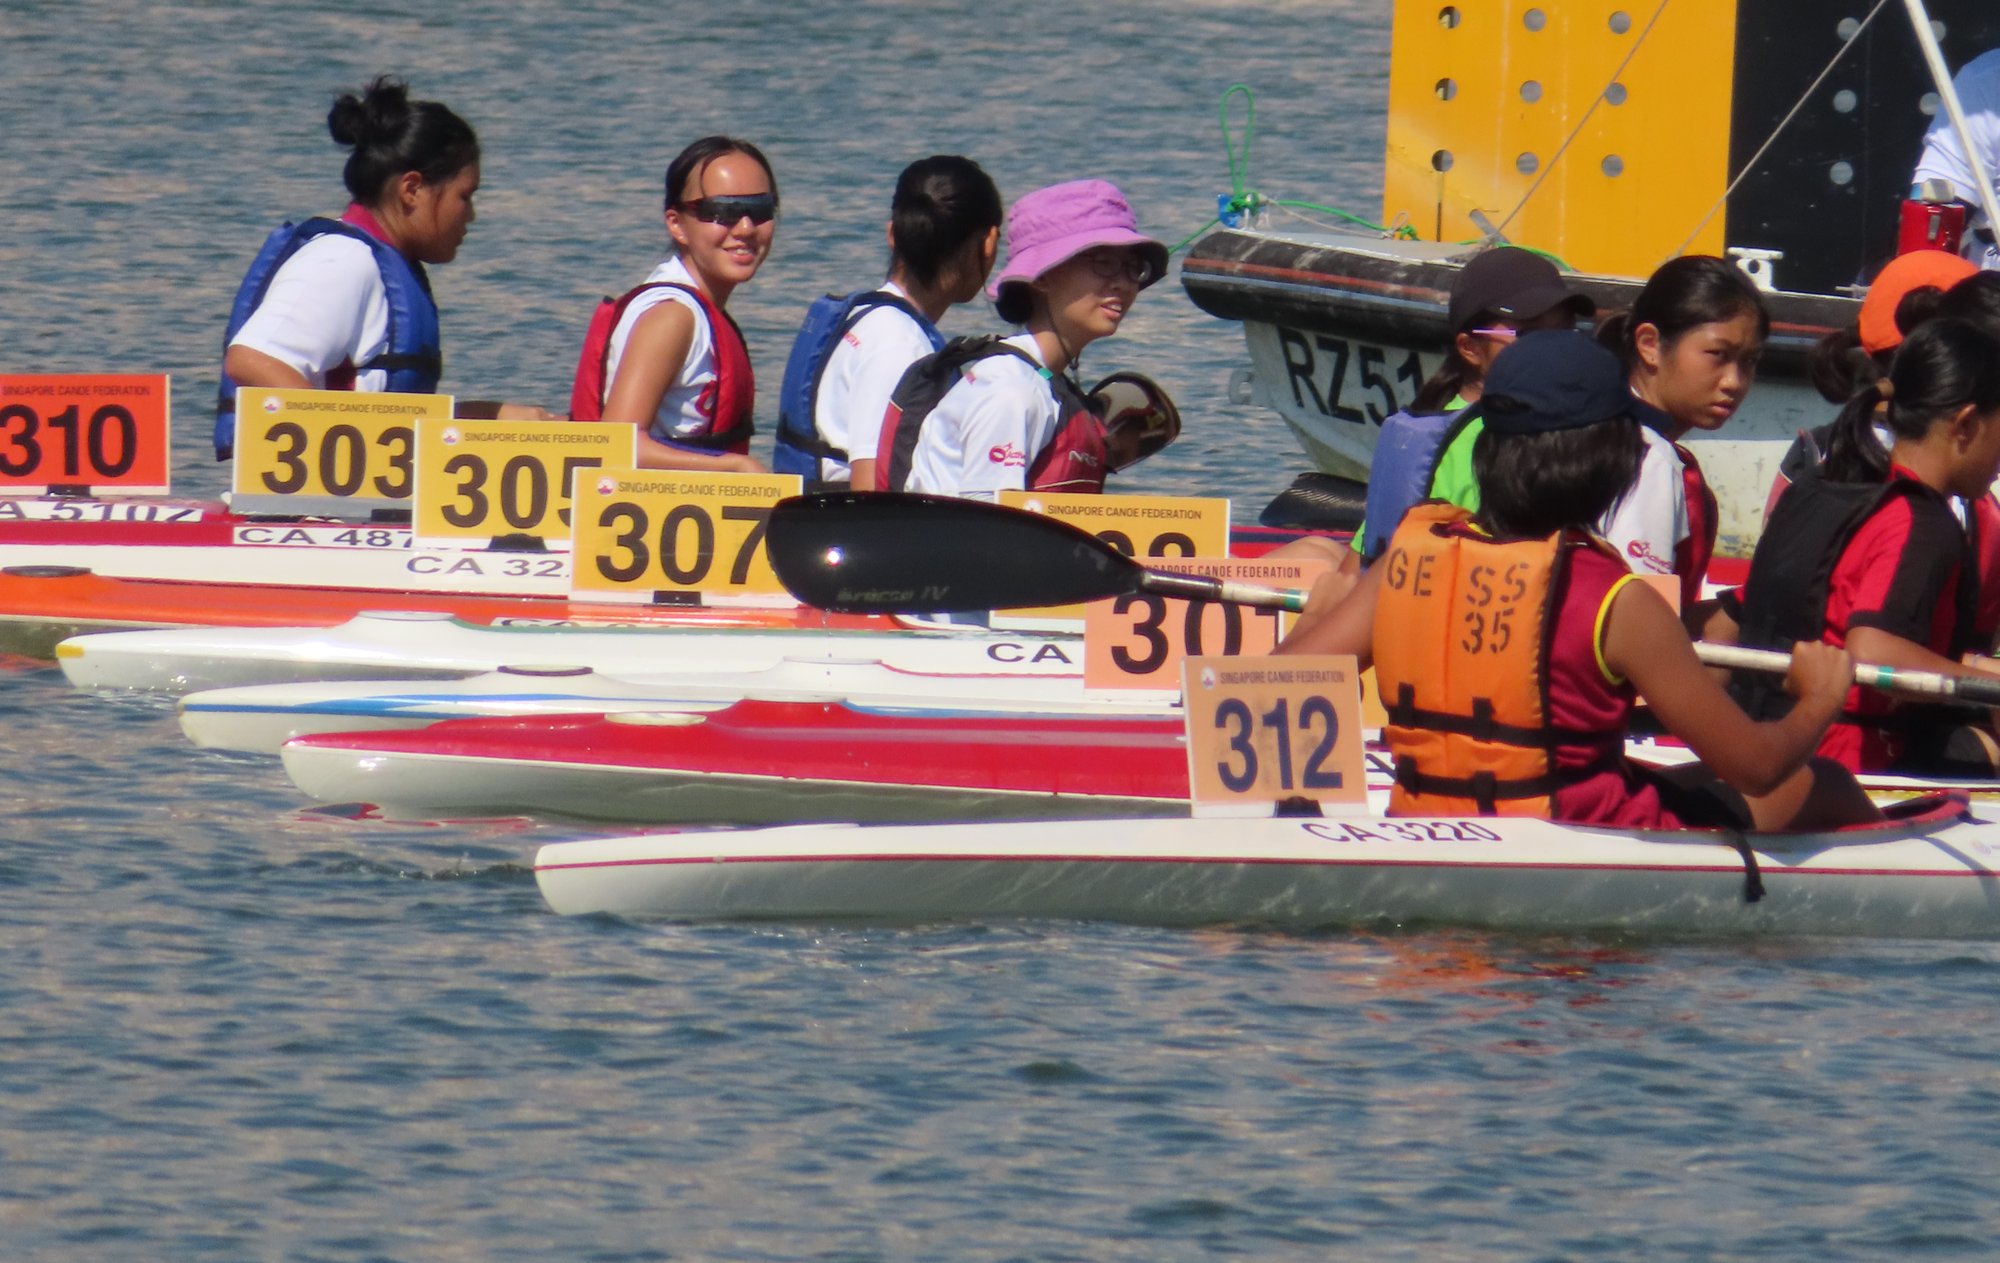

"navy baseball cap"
[1448, 247, 1596, 332]
[1479, 330, 1671, 435]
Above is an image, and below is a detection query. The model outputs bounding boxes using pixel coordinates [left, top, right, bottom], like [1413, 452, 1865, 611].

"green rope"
[1170, 84, 1418, 256]
[1222, 83, 1254, 207]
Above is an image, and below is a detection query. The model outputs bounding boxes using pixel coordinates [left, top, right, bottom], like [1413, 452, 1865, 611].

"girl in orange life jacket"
[1278, 329, 1876, 832]
[594, 136, 776, 474]
[884, 180, 1168, 501]
[221, 77, 552, 450]
[1594, 256, 1768, 636]
[1733, 318, 2000, 776]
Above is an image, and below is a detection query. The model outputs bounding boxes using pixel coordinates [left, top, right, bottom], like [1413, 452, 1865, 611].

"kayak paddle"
[766, 492, 1307, 614]
[1695, 642, 2000, 707]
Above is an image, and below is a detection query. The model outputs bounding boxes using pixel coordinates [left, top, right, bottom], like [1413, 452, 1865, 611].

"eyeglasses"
[1081, 250, 1157, 286]
[679, 194, 779, 226]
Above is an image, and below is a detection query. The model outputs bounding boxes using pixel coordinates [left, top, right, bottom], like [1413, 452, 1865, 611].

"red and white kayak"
[0, 499, 584, 595]
[279, 699, 1194, 823]
[177, 659, 1176, 754]
[55, 610, 1085, 694]
[0, 564, 891, 659]
[532, 794, 2000, 937]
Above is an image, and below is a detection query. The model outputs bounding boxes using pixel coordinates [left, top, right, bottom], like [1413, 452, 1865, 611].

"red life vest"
[1674, 442, 1718, 609]
[568, 281, 754, 453]
[877, 336, 1108, 494]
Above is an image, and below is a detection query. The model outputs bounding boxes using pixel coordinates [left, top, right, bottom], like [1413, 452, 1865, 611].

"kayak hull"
[0, 565, 885, 660]
[532, 797, 2000, 937]
[56, 610, 1086, 695]
[279, 702, 1190, 824]
[178, 659, 1174, 755]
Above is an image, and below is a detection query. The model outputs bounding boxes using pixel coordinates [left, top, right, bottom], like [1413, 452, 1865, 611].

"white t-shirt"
[1914, 47, 2000, 269]
[229, 233, 393, 390]
[812, 281, 938, 484]
[904, 333, 1065, 502]
[1597, 426, 1688, 577]
[603, 256, 719, 443]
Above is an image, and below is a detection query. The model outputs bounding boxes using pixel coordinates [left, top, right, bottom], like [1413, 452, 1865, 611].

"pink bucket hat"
[987, 179, 1168, 301]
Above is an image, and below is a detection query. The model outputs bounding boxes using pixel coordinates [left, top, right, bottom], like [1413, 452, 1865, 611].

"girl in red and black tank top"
[1280, 329, 1878, 833]
[1739, 318, 2000, 775]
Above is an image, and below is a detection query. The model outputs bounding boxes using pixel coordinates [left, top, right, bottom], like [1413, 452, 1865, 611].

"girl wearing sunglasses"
[218, 77, 551, 459]
[880, 179, 1169, 499]
[581, 135, 777, 472]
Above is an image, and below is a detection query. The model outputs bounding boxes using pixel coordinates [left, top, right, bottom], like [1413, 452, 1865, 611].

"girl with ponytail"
[1593, 255, 1768, 625]
[1734, 318, 2000, 774]
[772, 155, 1002, 489]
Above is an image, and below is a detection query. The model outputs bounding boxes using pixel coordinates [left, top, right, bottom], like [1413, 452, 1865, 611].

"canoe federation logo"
[261, 395, 282, 413]
[1199, 666, 1218, 690]
[596, 475, 618, 496]
[440, 426, 462, 445]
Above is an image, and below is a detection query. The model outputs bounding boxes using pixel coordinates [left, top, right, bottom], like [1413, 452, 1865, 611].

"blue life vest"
[214, 218, 442, 459]
[1358, 404, 1479, 563]
[772, 289, 941, 484]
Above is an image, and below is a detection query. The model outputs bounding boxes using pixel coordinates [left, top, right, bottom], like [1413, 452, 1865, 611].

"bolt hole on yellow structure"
[1385, 1, 1732, 278]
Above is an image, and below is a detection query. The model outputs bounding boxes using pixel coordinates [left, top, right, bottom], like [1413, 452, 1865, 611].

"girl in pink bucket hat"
[875, 179, 1176, 500]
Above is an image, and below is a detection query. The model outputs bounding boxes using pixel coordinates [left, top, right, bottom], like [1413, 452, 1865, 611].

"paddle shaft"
[1695, 642, 2000, 707]
[1140, 570, 1307, 613]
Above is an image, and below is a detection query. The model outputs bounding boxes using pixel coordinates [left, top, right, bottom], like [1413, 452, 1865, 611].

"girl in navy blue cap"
[1281, 329, 1875, 831]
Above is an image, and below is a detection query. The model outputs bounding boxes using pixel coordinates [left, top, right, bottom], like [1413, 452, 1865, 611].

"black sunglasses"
[678, 194, 779, 226]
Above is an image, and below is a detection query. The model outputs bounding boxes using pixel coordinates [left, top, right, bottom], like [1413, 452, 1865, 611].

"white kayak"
[55, 610, 1085, 695]
[532, 794, 2000, 938]
[178, 658, 1175, 754]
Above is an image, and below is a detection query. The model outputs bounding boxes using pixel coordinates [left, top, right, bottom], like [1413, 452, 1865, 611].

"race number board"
[1085, 556, 1330, 689]
[412, 417, 636, 550]
[0, 374, 171, 495]
[1181, 654, 1368, 816]
[993, 491, 1229, 626]
[230, 387, 451, 517]
[570, 470, 803, 603]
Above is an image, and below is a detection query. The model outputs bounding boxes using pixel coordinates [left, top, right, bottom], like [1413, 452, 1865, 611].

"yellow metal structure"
[1383, 1, 1736, 278]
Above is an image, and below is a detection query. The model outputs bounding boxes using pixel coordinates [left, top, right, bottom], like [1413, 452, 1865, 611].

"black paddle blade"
[766, 492, 1143, 613]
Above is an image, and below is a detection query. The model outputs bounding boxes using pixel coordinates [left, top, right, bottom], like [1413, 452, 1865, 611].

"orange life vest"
[1372, 503, 1626, 816]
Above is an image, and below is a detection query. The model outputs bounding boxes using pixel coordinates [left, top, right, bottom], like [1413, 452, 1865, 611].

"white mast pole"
[1902, 0, 2000, 242]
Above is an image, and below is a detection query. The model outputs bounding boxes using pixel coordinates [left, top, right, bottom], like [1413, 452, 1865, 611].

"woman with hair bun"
[772, 155, 1003, 490]
[572, 135, 777, 473]
[217, 76, 545, 458]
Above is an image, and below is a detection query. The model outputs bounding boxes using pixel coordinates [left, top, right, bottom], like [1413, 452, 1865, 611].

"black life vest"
[1732, 465, 1979, 721]
[875, 336, 1107, 494]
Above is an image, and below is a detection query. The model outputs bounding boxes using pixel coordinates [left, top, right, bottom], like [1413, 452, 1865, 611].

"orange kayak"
[0, 564, 896, 659]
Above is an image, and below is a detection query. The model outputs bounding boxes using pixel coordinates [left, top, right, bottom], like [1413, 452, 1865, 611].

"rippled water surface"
[6, 2, 2000, 1260]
